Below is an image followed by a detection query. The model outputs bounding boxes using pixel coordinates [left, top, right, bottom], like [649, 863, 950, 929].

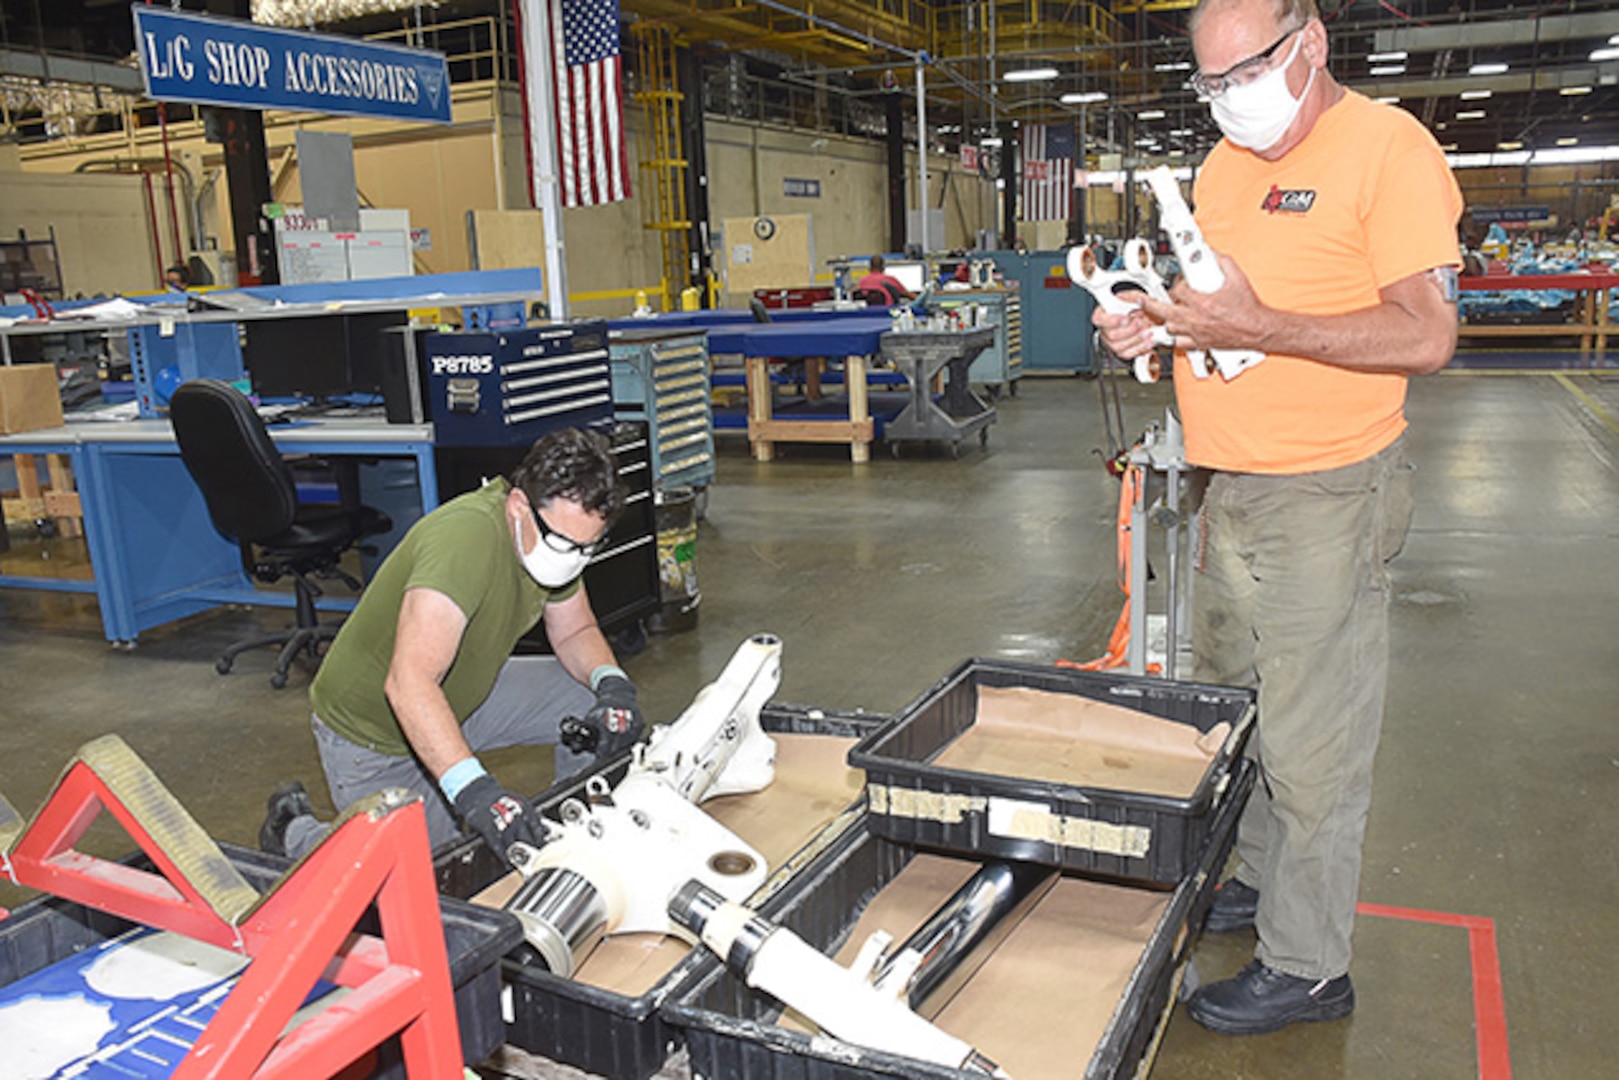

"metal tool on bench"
[503, 633, 782, 975]
[667, 859, 1053, 1078]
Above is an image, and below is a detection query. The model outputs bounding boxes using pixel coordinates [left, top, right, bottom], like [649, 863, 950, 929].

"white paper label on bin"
[987, 796, 1153, 857]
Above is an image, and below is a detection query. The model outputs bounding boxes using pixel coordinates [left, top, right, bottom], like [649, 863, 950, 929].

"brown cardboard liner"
[934, 685, 1229, 799]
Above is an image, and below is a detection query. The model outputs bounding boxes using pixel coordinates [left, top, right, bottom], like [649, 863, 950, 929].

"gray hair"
[1189, 0, 1321, 37]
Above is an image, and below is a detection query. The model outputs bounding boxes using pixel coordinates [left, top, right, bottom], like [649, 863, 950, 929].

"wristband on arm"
[438, 756, 489, 802]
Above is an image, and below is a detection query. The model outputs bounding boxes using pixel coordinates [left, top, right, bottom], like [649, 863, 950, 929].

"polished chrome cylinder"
[881, 860, 1057, 1016]
[505, 867, 610, 976]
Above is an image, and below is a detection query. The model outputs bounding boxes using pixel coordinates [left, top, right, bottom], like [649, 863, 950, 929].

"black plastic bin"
[664, 758, 1255, 1080]
[429, 700, 888, 1080]
[0, 841, 523, 1078]
[849, 659, 1256, 885]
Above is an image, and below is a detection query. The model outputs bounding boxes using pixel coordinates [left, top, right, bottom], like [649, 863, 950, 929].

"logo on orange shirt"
[1260, 185, 1317, 214]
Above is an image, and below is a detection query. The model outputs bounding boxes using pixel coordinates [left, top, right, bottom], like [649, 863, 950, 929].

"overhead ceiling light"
[1440, 143, 1458, 151]
[1003, 67, 1058, 82]
[1168, 128, 1193, 136]
[1138, 109, 1166, 120]
[1135, 137, 1159, 146]
[1590, 47, 1619, 62]
[1560, 86, 1593, 95]
[1374, 96, 1400, 104]
[980, 137, 1003, 148]
[1169, 149, 1185, 157]
[1370, 65, 1406, 76]
[1456, 110, 1486, 120]
[1060, 91, 1109, 104]
[1557, 137, 1579, 146]
[1460, 90, 1492, 100]
[1498, 141, 1523, 151]
[1469, 62, 1508, 75]
[1153, 61, 1191, 72]
[1368, 51, 1408, 62]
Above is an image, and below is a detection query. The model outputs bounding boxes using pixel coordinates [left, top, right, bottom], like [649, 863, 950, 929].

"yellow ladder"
[633, 23, 691, 311]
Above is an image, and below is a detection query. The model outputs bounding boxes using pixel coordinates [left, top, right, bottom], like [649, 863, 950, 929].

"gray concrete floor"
[2, 367, 1615, 1078]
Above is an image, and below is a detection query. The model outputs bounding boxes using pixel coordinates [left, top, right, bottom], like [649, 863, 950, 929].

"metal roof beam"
[1371, 13, 1619, 54]
[0, 48, 144, 93]
[1349, 60, 1618, 100]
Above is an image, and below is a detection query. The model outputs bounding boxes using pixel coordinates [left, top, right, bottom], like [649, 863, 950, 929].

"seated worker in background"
[260, 428, 645, 867]
[164, 263, 190, 290]
[856, 254, 915, 305]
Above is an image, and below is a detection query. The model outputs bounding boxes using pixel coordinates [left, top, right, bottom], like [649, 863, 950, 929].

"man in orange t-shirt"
[1097, 0, 1461, 1037]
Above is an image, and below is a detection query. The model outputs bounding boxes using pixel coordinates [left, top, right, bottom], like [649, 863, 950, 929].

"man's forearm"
[1252, 299, 1457, 376]
[385, 675, 475, 779]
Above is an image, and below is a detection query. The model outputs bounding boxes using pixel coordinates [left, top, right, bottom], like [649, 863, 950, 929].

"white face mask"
[1208, 33, 1314, 152]
[512, 517, 590, 588]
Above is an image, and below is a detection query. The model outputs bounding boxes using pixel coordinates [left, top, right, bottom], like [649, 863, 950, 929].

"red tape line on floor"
[1358, 902, 1510, 1080]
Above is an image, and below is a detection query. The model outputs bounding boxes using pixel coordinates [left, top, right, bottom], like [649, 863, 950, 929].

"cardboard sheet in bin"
[0, 841, 522, 1079]
[665, 759, 1256, 1080]
[850, 660, 1256, 884]
[430, 702, 885, 1080]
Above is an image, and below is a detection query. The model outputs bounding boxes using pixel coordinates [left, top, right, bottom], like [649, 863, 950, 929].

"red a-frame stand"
[0, 734, 464, 1079]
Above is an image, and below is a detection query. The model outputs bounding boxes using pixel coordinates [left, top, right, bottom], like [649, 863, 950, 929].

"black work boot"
[1204, 878, 1259, 933]
[1187, 960, 1355, 1035]
[258, 781, 316, 857]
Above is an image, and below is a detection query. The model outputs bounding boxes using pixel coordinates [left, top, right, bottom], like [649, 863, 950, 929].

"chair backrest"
[170, 379, 300, 544]
[857, 287, 896, 308]
[748, 297, 774, 323]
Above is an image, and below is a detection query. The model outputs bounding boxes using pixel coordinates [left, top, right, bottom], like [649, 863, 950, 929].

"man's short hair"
[870, 253, 886, 271]
[1190, 0, 1320, 36]
[511, 428, 625, 524]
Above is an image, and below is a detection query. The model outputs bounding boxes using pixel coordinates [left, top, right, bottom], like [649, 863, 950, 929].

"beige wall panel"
[0, 172, 159, 295]
[721, 213, 814, 301]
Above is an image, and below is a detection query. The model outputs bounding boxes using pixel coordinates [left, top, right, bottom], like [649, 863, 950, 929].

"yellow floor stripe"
[1552, 372, 1619, 438]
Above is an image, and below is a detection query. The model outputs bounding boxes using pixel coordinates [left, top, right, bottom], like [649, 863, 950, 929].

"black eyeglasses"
[1189, 25, 1303, 99]
[529, 500, 609, 557]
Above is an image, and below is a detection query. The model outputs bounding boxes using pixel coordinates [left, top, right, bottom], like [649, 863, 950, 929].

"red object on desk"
[1458, 271, 1619, 291]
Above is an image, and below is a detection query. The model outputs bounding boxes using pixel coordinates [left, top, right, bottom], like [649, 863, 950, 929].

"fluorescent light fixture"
[1135, 137, 1159, 146]
[1003, 67, 1058, 82]
[1440, 143, 1458, 151]
[1460, 89, 1492, 100]
[1557, 137, 1578, 146]
[1169, 149, 1185, 157]
[1153, 61, 1191, 72]
[1370, 65, 1406, 76]
[1061, 91, 1109, 104]
[1138, 109, 1167, 120]
[1456, 110, 1486, 120]
[980, 137, 1003, 147]
[1469, 62, 1508, 75]
[1168, 128, 1193, 136]
[1590, 47, 1619, 62]
[1560, 86, 1592, 95]
[1368, 51, 1407, 62]
[1497, 141, 1523, 150]
[1374, 96, 1400, 104]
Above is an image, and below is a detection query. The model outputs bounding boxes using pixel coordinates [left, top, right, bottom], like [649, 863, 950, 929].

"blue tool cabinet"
[609, 327, 716, 494]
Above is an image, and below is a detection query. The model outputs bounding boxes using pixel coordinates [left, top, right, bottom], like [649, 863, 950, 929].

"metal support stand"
[1125, 411, 1204, 679]
[880, 326, 997, 456]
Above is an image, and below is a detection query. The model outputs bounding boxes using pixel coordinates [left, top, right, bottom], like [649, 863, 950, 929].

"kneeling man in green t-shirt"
[261, 427, 644, 868]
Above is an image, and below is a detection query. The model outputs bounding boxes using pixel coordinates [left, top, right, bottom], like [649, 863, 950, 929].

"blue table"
[0, 417, 436, 646]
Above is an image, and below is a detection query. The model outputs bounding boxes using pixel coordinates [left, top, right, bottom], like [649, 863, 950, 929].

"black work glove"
[577, 674, 646, 759]
[452, 774, 547, 866]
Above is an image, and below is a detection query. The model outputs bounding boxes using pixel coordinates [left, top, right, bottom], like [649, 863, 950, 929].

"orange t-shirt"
[1175, 90, 1463, 474]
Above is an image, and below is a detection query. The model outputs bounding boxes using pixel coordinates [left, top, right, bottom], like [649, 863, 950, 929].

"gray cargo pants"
[284, 655, 596, 858]
[1193, 437, 1415, 981]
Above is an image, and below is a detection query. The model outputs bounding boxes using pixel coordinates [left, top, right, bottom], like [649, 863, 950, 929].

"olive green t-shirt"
[310, 478, 579, 756]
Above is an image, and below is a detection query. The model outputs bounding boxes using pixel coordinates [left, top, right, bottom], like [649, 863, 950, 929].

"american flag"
[1021, 123, 1076, 222]
[548, 0, 630, 207]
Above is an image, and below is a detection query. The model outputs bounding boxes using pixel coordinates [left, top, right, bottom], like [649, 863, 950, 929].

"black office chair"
[169, 379, 391, 688]
[748, 297, 774, 323]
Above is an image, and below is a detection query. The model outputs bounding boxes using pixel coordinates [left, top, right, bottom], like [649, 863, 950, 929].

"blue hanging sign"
[133, 6, 451, 125]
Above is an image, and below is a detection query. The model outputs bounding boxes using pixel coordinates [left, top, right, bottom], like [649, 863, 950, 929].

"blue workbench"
[0, 417, 436, 646]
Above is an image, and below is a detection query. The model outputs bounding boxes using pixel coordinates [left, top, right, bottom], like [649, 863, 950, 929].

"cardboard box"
[0, 363, 64, 434]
